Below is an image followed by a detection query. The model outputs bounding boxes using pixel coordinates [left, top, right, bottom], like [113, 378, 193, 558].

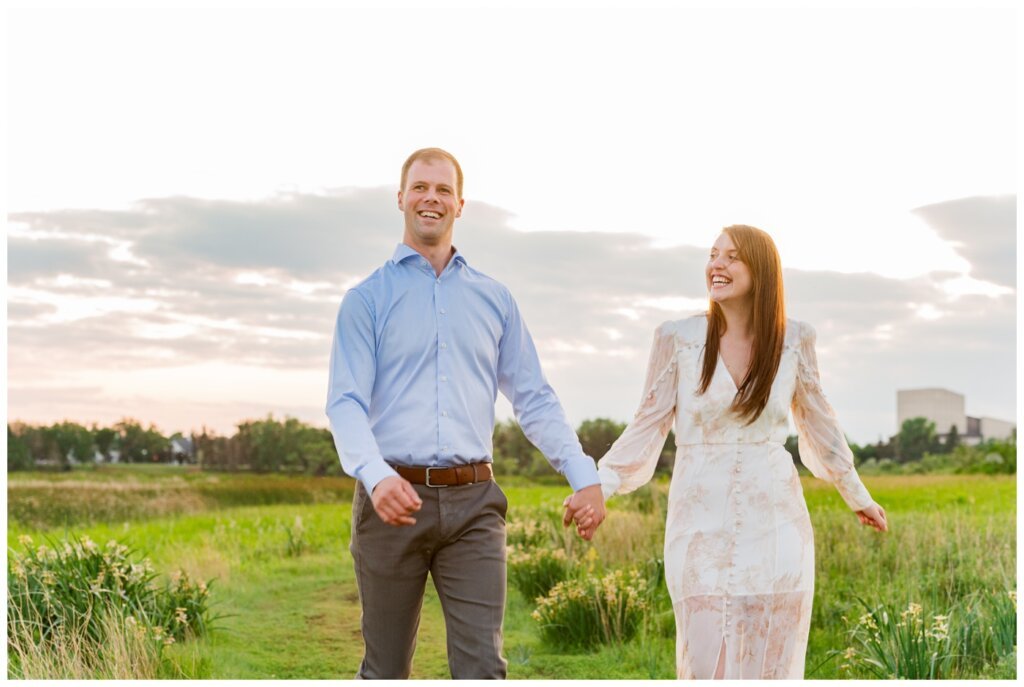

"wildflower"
[1009, 590, 1017, 611]
[17, 534, 32, 547]
[843, 646, 856, 660]
[163, 635, 176, 646]
[80, 536, 98, 553]
[40, 570, 57, 586]
[858, 613, 878, 630]
[175, 607, 189, 625]
[901, 602, 922, 621]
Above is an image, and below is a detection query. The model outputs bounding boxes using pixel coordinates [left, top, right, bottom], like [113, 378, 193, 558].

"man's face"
[397, 158, 464, 249]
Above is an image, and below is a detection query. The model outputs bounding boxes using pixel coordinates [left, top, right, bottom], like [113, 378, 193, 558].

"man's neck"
[403, 239, 454, 277]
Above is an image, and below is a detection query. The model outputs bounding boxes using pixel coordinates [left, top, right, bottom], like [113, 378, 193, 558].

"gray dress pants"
[349, 477, 509, 679]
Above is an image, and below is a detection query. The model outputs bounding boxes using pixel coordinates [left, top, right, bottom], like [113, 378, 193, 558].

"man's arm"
[326, 290, 421, 525]
[495, 294, 605, 538]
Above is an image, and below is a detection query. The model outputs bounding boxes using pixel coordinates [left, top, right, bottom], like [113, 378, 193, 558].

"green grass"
[7, 469, 1016, 679]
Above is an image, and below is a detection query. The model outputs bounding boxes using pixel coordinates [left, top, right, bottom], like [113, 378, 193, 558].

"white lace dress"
[597, 315, 874, 679]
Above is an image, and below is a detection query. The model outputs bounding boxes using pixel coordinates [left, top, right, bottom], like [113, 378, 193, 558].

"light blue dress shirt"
[326, 243, 600, 495]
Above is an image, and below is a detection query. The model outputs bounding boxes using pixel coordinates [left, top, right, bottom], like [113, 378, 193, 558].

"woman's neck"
[719, 299, 753, 340]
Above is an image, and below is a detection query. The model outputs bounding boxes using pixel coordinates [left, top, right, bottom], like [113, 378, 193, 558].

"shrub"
[7, 534, 214, 678]
[507, 544, 572, 601]
[837, 600, 956, 678]
[836, 593, 1017, 679]
[532, 568, 650, 651]
[283, 515, 307, 557]
[506, 511, 558, 548]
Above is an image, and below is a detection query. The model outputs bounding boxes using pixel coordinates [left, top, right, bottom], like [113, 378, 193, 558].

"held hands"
[371, 476, 423, 526]
[856, 502, 888, 532]
[562, 484, 606, 541]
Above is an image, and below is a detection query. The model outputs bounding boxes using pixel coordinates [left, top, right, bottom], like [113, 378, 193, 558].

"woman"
[570, 225, 887, 679]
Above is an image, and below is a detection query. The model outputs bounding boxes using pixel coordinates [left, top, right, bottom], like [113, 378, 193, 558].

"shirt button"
[440, 308, 447, 314]
[441, 411, 449, 417]
[440, 343, 447, 349]
[440, 375, 448, 382]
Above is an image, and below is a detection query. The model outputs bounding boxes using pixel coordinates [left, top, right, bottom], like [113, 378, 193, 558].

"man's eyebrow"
[409, 180, 453, 189]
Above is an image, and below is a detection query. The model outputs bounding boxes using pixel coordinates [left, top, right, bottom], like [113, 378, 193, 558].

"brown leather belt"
[391, 462, 493, 488]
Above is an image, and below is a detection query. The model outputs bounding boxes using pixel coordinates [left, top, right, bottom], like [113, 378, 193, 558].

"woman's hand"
[856, 503, 888, 532]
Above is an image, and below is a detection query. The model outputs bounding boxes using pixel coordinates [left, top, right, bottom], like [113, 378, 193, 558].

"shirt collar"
[390, 243, 468, 268]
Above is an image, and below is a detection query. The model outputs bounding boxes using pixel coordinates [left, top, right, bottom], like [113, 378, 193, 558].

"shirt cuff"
[359, 460, 400, 496]
[563, 455, 601, 492]
[835, 470, 874, 512]
[597, 466, 621, 501]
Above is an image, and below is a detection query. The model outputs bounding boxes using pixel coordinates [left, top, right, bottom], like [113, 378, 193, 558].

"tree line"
[7, 415, 1015, 476]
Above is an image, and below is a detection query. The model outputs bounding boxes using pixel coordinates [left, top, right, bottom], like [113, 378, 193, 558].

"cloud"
[7, 188, 1016, 442]
[913, 194, 1015, 288]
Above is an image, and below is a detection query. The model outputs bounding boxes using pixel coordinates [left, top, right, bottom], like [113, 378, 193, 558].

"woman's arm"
[595, 321, 680, 500]
[791, 321, 880, 519]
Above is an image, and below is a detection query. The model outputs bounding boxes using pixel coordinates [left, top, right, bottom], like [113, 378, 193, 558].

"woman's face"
[706, 232, 753, 304]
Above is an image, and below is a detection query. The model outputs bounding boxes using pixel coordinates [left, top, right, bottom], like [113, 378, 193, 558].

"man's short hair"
[401, 148, 464, 198]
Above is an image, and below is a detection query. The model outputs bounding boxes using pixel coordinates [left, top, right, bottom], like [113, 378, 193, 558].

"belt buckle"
[425, 467, 449, 488]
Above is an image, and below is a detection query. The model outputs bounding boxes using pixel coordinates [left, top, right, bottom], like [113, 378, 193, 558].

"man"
[326, 148, 606, 679]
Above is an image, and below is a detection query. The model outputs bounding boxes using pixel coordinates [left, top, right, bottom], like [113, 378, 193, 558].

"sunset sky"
[5, 4, 1017, 445]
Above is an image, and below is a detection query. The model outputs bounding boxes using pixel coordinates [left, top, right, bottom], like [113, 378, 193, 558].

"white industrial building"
[897, 388, 1015, 444]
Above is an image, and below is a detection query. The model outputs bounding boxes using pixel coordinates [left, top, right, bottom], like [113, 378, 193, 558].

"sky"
[5, 4, 1018, 445]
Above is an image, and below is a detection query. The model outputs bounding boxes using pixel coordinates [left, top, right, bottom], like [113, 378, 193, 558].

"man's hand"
[371, 476, 423, 526]
[562, 484, 606, 541]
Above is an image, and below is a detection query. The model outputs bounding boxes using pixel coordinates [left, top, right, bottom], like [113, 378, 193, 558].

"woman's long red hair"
[698, 225, 786, 424]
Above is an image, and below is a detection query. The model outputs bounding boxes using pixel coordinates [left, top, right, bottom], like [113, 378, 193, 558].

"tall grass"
[7, 470, 1015, 679]
[532, 568, 651, 650]
[7, 534, 214, 679]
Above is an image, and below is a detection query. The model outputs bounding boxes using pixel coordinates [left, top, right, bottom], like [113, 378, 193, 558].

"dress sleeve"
[791, 322, 874, 512]
[596, 322, 679, 500]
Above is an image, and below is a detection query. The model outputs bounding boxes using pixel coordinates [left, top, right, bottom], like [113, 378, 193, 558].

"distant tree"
[49, 421, 94, 468]
[656, 429, 677, 474]
[944, 424, 961, 452]
[114, 419, 168, 462]
[852, 440, 878, 464]
[7, 425, 33, 471]
[93, 425, 117, 462]
[895, 417, 937, 462]
[784, 434, 801, 466]
[577, 418, 626, 461]
[11, 423, 59, 464]
[492, 420, 547, 476]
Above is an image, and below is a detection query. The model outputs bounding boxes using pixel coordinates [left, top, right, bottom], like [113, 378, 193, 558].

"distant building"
[897, 388, 1015, 445]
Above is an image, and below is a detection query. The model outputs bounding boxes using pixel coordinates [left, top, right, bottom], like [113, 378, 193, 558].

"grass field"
[6, 467, 1017, 679]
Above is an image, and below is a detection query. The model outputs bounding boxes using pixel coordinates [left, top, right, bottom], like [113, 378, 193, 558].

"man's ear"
[455, 197, 465, 218]
[397, 190, 405, 212]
